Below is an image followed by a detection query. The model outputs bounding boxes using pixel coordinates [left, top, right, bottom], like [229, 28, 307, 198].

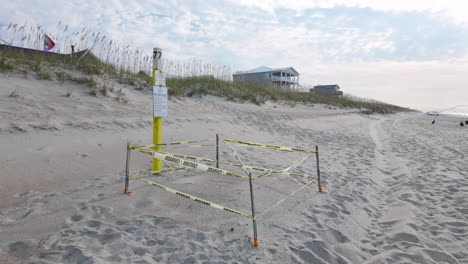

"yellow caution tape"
[258, 180, 315, 217]
[127, 167, 187, 178]
[224, 141, 250, 176]
[132, 147, 250, 179]
[131, 139, 214, 149]
[253, 154, 314, 180]
[157, 151, 243, 169]
[158, 151, 315, 179]
[134, 150, 316, 180]
[222, 139, 317, 154]
[127, 174, 254, 219]
[159, 151, 219, 163]
[164, 144, 216, 148]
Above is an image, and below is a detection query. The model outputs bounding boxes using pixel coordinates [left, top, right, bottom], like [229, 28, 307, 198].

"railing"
[271, 76, 298, 83]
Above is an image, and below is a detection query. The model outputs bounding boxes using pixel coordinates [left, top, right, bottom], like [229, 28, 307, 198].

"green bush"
[37, 70, 52, 80]
[56, 71, 69, 83]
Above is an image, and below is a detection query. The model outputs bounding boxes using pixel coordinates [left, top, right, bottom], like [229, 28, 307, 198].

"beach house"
[311, 84, 343, 96]
[232, 66, 300, 91]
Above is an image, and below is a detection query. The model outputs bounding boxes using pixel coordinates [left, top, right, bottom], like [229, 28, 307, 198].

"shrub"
[89, 78, 98, 96]
[116, 94, 128, 103]
[56, 71, 68, 83]
[37, 70, 52, 80]
[0, 57, 15, 72]
[89, 87, 97, 96]
[101, 84, 108, 96]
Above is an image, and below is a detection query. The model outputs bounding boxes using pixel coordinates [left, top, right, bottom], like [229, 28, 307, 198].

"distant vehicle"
[425, 111, 439, 116]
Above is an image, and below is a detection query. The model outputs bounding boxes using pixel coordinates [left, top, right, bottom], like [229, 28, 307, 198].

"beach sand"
[0, 74, 467, 263]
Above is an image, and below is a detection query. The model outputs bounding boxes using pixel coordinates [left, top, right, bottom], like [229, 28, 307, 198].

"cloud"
[1, 0, 468, 110]
[229, 0, 468, 24]
[304, 60, 468, 110]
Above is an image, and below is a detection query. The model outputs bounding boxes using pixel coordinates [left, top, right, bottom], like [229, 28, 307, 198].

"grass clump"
[37, 70, 52, 80]
[0, 57, 15, 72]
[32, 60, 42, 72]
[100, 84, 108, 96]
[56, 71, 70, 83]
[89, 78, 98, 96]
[116, 88, 128, 103]
[89, 88, 97, 96]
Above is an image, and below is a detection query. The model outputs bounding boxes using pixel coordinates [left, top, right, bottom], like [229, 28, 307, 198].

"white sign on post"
[155, 71, 166, 86]
[153, 85, 168, 117]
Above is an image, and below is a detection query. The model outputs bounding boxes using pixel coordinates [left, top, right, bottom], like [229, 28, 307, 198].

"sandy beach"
[1, 74, 467, 263]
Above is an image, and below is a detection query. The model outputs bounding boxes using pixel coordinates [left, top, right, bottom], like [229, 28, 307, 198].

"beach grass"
[167, 76, 412, 113]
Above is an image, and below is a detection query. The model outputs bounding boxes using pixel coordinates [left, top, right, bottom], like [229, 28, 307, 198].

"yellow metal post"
[153, 117, 162, 171]
[152, 48, 163, 172]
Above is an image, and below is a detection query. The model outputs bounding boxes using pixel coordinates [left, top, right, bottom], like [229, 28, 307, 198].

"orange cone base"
[123, 187, 134, 195]
[319, 187, 325, 193]
[253, 237, 259, 247]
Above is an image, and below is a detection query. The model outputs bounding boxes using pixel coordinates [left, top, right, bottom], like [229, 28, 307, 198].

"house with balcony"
[232, 66, 299, 91]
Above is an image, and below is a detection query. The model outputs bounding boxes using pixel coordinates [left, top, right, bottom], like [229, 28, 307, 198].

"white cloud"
[1, 0, 468, 110]
[229, 0, 468, 23]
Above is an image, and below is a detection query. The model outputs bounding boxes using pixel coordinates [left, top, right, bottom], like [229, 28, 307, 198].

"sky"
[1, 0, 468, 111]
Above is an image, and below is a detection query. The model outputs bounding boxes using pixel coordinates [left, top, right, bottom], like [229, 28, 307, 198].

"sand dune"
[0, 75, 467, 263]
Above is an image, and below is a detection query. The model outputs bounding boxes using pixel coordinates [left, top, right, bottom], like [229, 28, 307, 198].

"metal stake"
[316, 145, 323, 192]
[216, 134, 219, 168]
[248, 172, 259, 246]
[124, 143, 132, 194]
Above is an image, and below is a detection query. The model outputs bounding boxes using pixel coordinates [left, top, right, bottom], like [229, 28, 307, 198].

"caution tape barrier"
[128, 167, 187, 178]
[222, 139, 317, 154]
[147, 150, 316, 180]
[258, 180, 315, 217]
[164, 144, 216, 148]
[131, 147, 250, 179]
[253, 154, 315, 180]
[131, 139, 214, 149]
[124, 137, 323, 247]
[127, 174, 253, 219]
[131, 148, 316, 180]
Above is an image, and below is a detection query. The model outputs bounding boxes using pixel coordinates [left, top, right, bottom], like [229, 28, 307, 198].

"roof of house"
[234, 66, 299, 76]
[73, 49, 102, 63]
